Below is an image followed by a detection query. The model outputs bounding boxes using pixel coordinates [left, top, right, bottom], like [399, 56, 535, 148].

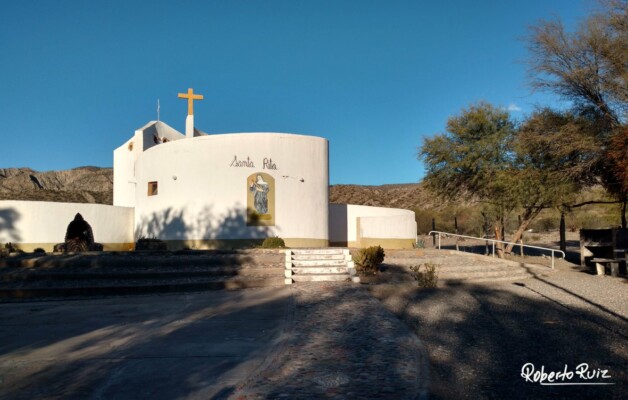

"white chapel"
[0, 89, 417, 251]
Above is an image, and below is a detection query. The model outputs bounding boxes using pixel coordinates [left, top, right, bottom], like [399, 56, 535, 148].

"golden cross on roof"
[177, 88, 204, 116]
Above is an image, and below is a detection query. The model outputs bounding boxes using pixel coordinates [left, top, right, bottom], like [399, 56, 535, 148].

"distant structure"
[1, 88, 417, 251]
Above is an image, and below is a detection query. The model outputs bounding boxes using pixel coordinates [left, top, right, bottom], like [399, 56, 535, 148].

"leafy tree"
[421, 103, 519, 256]
[420, 103, 594, 257]
[527, 0, 626, 125]
[607, 126, 628, 226]
[527, 0, 628, 226]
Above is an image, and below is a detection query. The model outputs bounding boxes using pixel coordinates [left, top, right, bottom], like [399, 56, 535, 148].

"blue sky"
[0, 0, 591, 185]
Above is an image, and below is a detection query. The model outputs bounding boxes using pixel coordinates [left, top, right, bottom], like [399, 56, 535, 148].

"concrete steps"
[285, 248, 359, 284]
[383, 249, 554, 283]
[0, 250, 285, 299]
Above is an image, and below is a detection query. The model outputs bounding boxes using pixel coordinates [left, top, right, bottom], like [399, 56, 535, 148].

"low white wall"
[359, 214, 417, 239]
[0, 201, 134, 251]
[329, 203, 416, 248]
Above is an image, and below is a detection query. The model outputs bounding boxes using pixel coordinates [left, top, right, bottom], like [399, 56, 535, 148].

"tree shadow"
[369, 280, 627, 399]
[135, 205, 273, 248]
[0, 288, 293, 399]
[0, 207, 22, 243]
[232, 284, 426, 399]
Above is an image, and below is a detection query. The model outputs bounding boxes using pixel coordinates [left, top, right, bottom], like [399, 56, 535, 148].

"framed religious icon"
[247, 172, 275, 226]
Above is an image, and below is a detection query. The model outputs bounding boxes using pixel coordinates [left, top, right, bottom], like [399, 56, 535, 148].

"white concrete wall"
[114, 121, 184, 208]
[0, 200, 134, 251]
[359, 214, 417, 239]
[133, 132, 329, 245]
[329, 203, 416, 246]
[113, 137, 136, 207]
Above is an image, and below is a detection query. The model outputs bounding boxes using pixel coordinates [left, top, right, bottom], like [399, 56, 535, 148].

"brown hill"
[0, 167, 113, 204]
[0, 166, 433, 210]
[330, 183, 436, 210]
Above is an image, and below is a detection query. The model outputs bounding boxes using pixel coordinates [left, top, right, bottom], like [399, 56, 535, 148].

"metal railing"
[427, 231, 566, 269]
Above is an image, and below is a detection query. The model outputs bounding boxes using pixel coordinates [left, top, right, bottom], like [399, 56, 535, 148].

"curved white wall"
[134, 132, 329, 248]
[0, 201, 134, 251]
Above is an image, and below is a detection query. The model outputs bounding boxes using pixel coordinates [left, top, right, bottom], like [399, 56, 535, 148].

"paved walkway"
[233, 283, 428, 399]
[0, 288, 294, 399]
[369, 267, 627, 399]
[3, 255, 623, 399]
[0, 284, 428, 400]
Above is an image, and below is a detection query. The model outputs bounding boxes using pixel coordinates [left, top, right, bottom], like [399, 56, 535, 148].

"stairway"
[385, 248, 555, 283]
[284, 248, 360, 284]
[0, 250, 285, 300]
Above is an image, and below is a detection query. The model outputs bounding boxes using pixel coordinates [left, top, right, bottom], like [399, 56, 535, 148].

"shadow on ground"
[0, 288, 292, 399]
[234, 284, 425, 399]
[369, 275, 627, 400]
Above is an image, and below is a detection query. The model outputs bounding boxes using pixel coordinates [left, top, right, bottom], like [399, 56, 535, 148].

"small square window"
[148, 181, 158, 196]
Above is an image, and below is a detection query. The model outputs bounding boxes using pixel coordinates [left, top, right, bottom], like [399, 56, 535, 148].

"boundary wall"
[0, 201, 134, 252]
[329, 204, 416, 249]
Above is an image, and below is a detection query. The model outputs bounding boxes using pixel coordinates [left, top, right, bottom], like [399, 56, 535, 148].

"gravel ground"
[369, 266, 627, 399]
[233, 283, 429, 400]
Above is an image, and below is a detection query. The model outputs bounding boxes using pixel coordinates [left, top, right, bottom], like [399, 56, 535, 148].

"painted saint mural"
[247, 172, 275, 226]
[250, 174, 269, 213]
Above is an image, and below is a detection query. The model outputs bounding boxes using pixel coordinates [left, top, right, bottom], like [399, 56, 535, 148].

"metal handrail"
[427, 231, 566, 269]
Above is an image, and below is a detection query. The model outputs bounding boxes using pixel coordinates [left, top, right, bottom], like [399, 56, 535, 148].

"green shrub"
[353, 245, 385, 274]
[261, 237, 286, 248]
[531, 217, 558, 232]
[4, 243, 21, 253]
[414, 209, 436, 235]
[409, 263, 439, 288]
[414, 239, 425, 249]
[33, 248, 46, 254]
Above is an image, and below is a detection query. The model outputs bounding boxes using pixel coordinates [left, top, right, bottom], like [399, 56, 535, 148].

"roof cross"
[177, 88, 204, 116]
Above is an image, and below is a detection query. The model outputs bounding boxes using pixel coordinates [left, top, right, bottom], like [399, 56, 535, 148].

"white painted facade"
[3, 119, 417, 251]
[113, 121, 187, 207]
[115, 122, 329, 248]
[0, 200, 134, 251]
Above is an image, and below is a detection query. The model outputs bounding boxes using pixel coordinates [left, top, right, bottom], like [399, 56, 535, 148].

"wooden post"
[454, 216, 459, 251]
[560, 212, 566, 253]
[432, 218, 436, 246]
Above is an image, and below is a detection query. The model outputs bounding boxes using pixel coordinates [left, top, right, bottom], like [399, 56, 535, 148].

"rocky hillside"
[0, 167, 113, 204]
[329, 183, 438, 210]
[0, 167, 435, 209]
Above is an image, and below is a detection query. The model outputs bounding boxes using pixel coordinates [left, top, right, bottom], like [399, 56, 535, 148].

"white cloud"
[507, 103, 522, 112]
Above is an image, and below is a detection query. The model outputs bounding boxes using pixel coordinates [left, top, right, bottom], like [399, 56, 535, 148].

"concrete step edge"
[0, 278, 287, 299]
[0, 268, 286, 282]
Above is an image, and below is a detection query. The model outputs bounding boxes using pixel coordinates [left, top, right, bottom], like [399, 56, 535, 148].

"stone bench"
[590, 258, 626, 277]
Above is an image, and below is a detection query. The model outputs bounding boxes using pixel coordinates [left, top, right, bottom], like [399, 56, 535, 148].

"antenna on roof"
[157, 98, 160, 122]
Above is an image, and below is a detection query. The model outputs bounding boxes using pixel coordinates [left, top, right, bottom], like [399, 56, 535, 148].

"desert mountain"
[0, 167, 434, 210]
[0, 167, 113, 204]
[329, 183, 436, 210]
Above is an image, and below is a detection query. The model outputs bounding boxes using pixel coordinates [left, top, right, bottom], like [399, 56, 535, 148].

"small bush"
[353, 246, 385, 274]
[33, 248, 46, 254]
[414, 239, 425, 249]
[4, 243, 22, 253]
[532, 217, 558, 232]
[409, 263, 439, 288]
[261, 237, 286, 248]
